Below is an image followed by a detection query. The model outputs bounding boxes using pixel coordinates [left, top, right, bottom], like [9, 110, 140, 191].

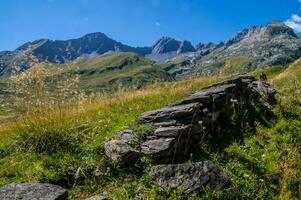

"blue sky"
[0, 0, 300, 51]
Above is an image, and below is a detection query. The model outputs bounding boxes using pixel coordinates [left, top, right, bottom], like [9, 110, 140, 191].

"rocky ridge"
[145, 37, 196, 62]
[193, 22, 301, 75]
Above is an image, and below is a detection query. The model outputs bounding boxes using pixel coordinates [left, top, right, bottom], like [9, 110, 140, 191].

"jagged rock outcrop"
[0, 183, 68, 200]
[105, 75, 276, 162]
[150, 160, 230, 194]
[196, 42, 224, 55]
[104, 75, 276, 194]
[137, 75, 275, 159]
[146, 37, 196, 62]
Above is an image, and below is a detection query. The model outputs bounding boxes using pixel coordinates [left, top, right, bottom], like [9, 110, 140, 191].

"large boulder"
[106, 75, 277, 162]
[103, 75, 276, 195]
[0, 183, 68, 200]
[136, 75, 276, 160]
[150, 160, 230, 195]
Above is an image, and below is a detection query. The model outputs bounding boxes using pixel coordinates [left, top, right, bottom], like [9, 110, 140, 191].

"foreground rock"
[138, 75, 275, 161]
[150, 160, 230, 194]
[103, 75, 276, 194]
[105, 75, 276, 163]
[0, 183, 68, 200]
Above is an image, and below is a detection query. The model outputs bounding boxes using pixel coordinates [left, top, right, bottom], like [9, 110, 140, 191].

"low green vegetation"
[56, 52, 173, 92]
[0, 57, 300, 199]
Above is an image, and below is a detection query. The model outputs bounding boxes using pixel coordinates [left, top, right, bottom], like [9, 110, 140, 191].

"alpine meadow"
[0, 1, 300, 199]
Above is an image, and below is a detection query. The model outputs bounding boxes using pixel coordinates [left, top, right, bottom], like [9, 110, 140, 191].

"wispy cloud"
[285, 14, 301, 32]
[292, 14, 301, 22]
[285, 1, 301, 32]
[154, 22, 161, 27]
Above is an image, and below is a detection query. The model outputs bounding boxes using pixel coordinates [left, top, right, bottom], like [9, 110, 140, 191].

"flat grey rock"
[153, 126, 190, 137]
[140, 138, 175, 156]
[150, 161, 230, 195]
[0, 183, 68, 200]
[139, 103, 201, 123]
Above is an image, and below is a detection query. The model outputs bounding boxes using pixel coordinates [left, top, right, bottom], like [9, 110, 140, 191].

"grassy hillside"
[0, 52, 173, 120]
[0, 58, 300, 199]
[60, 52, 174, 92]
[0, 75, 222, 199]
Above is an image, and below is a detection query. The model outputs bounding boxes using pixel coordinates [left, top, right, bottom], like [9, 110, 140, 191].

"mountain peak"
[225, 20, 297, 47]
[151, 37, 195, 54]
[81, 32, 109, 40]
[264, 21, 297, 37]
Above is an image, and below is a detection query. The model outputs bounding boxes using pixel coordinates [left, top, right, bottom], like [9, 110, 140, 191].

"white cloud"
[285, 20, 301, 32]
[284, 1, 301, 32]
[285, 13, 301, 32]
[155, 22, 161, 26]
[292, 14, 301, 22]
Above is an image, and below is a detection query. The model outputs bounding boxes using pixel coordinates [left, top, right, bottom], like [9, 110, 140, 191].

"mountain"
[0, 34, 197, 76]
[165, 21, 301, 76]
[35, 52, 173, 92]
[145, 37, 196, 62]
[0, 33, 152, 76]
[196, 42, 224, 56]
[1, 21, 301, 78]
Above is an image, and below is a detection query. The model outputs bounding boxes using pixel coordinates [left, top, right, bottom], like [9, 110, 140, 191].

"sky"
[0, 0, 300, 51]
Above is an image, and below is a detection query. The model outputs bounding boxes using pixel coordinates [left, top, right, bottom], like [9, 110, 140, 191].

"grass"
[0, 75, 222, 199]
[46, 52, 173, 92]
[0, 58, 300, 199]
[218, 57, 254, 75]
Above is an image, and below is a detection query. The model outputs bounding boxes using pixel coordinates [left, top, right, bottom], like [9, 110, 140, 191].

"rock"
[107, 75, 276, 162]
[140, 138, 176, 156]
[153, 125, 191, 137]
[249, 80, 276, 107]
[104, 140, 139, 164]
[85, 195, 107, 200]
[150, 161, 230, 195]
[145, 37, 196, 62]
[139, 103, 201, 123]
[0, 183, 68, 200]
[116, 129, 135, 142]
[153, 120, 178, 127]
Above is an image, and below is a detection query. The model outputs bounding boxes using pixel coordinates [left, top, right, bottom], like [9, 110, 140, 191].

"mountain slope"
[0, 33, 152, 77]
[46, 52, 174, 92]
[0, 33, 198, 77]
[165, 22, 301, 76]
